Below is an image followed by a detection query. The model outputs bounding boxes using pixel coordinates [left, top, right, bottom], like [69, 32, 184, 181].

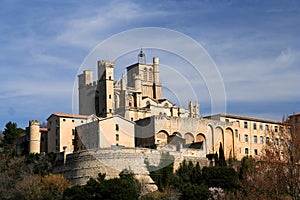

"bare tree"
[239, 121, 300, 200]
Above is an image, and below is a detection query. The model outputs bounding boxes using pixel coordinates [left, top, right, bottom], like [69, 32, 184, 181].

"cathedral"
[72, 50, 284, 160]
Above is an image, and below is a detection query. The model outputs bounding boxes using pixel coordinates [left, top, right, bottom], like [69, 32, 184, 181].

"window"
[109, 94, 111, 99]
[266, 137, 270, 144]
[143, 68, 147, 81]
[63, 119, 66, 122]
[235, 129, 238, 138]
[245, 148, 249, 155]
[254, 149, 258, 155]
[236, 120, 240, 127]
[72, 139, 75, 145]
[274, 126, 278, 132]
[254, 135, 257, 144]
[72, 129, 75, 135]
[265, 124, 269, 131]
[259, 124, 263, 130]
[116, 124, 119, 131]
[72, 120, 74, 122]
[260, 136, 264, 144]
[131, 117, 133, 121]
[225, 118, 229, 122]
[244, 134, 249, 142]
[244, 122, 248, 129]
[109, 76, 111, 80]
[275, 138, 279, 145]
[116, 134, 119, 141]
[109, 109, 112, 113]
[253, 123, 257, 130]
[149, 68, 153, 81]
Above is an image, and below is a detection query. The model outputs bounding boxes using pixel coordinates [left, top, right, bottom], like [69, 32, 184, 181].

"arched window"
[149, 68, 153, 81]
[143, 68, 147, 81]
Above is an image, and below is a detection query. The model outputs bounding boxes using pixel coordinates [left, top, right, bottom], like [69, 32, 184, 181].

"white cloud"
[56, 1, 143, 49]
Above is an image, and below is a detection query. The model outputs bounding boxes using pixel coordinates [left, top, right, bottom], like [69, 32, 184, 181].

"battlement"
[98, 60, 115, 68]
[29, 120, 40, 126]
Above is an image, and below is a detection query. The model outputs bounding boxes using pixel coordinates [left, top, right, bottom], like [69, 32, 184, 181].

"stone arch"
[207, 124, 214, 154]
[173, 132, 182, 137]
[225, 128, 234, 159]
[196, 133, 206, 153]
[155, 130, 169, 146]
[215, 126, 224, 154]
[184, 132, 195, 144]
[149, 68, 153, 81]
[143, 67, 148, 81]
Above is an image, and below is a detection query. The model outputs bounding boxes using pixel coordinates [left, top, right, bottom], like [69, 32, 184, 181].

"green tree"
[63, 171, 140, 200]
[218, 142, 227, 167]
[202, 166, 240, 191]
[181, 183, 210, 200]
[2, 121, 24, 155]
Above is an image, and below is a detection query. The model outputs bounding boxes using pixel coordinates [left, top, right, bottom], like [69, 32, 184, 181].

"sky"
[0, 0, 300, 130]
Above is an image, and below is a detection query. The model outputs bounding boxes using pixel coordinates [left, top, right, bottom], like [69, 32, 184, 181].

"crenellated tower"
[29, 120, 40, 154]
[96, 60, 115, 117]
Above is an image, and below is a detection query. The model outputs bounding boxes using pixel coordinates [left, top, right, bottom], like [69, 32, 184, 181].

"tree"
[2, 121, 24, 155]
[181, 183, 210, 200]
[218, 142, 227, 167]
[63, 171, 140, 200]
[238, 121, 300, 199]
[201, 166, 240, 191]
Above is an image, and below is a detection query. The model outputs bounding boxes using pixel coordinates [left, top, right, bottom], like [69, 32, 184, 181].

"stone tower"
[96, 60, 115, 117]
[126, 51, 162, 100]
[78, 70, 94, 115]
[29, 120, 40, 154]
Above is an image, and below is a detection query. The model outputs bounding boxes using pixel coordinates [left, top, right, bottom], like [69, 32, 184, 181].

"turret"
[153, 57, 162, 99]
[189, 101, 194, 118]
[29, 120, 40, 154]
[121, 74, 126, 91]
[153, 57, 159, 84]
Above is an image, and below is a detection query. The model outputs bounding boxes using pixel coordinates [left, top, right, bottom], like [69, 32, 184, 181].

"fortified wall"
[53, 148, 208, 193]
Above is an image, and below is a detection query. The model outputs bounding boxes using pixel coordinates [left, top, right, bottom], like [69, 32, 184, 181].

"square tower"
[96, 60, 115, 117]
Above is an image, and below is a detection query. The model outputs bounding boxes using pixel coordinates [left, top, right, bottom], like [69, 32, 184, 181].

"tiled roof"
[47, 112, 89, 120]
[205, 113, 282, 124]
[39, 128, 48, 132]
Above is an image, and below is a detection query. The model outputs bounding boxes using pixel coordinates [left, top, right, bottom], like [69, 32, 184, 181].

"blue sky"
[0, 0, 300, 130]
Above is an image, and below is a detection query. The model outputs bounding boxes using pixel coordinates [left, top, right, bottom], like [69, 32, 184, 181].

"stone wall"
[53, 147, 208, 193]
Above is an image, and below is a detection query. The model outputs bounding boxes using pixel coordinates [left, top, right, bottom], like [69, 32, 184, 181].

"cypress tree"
[219, 142, 227, 167]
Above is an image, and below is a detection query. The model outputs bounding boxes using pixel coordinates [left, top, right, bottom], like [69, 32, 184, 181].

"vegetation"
[0, 120, 300, 199]
[63, 172, 140, 200]
[2, 121, 25, 155]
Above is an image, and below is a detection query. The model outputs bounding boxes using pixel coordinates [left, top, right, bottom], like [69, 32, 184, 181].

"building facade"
[76, 115, 135, 150]
[46, 113, 89, 154]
